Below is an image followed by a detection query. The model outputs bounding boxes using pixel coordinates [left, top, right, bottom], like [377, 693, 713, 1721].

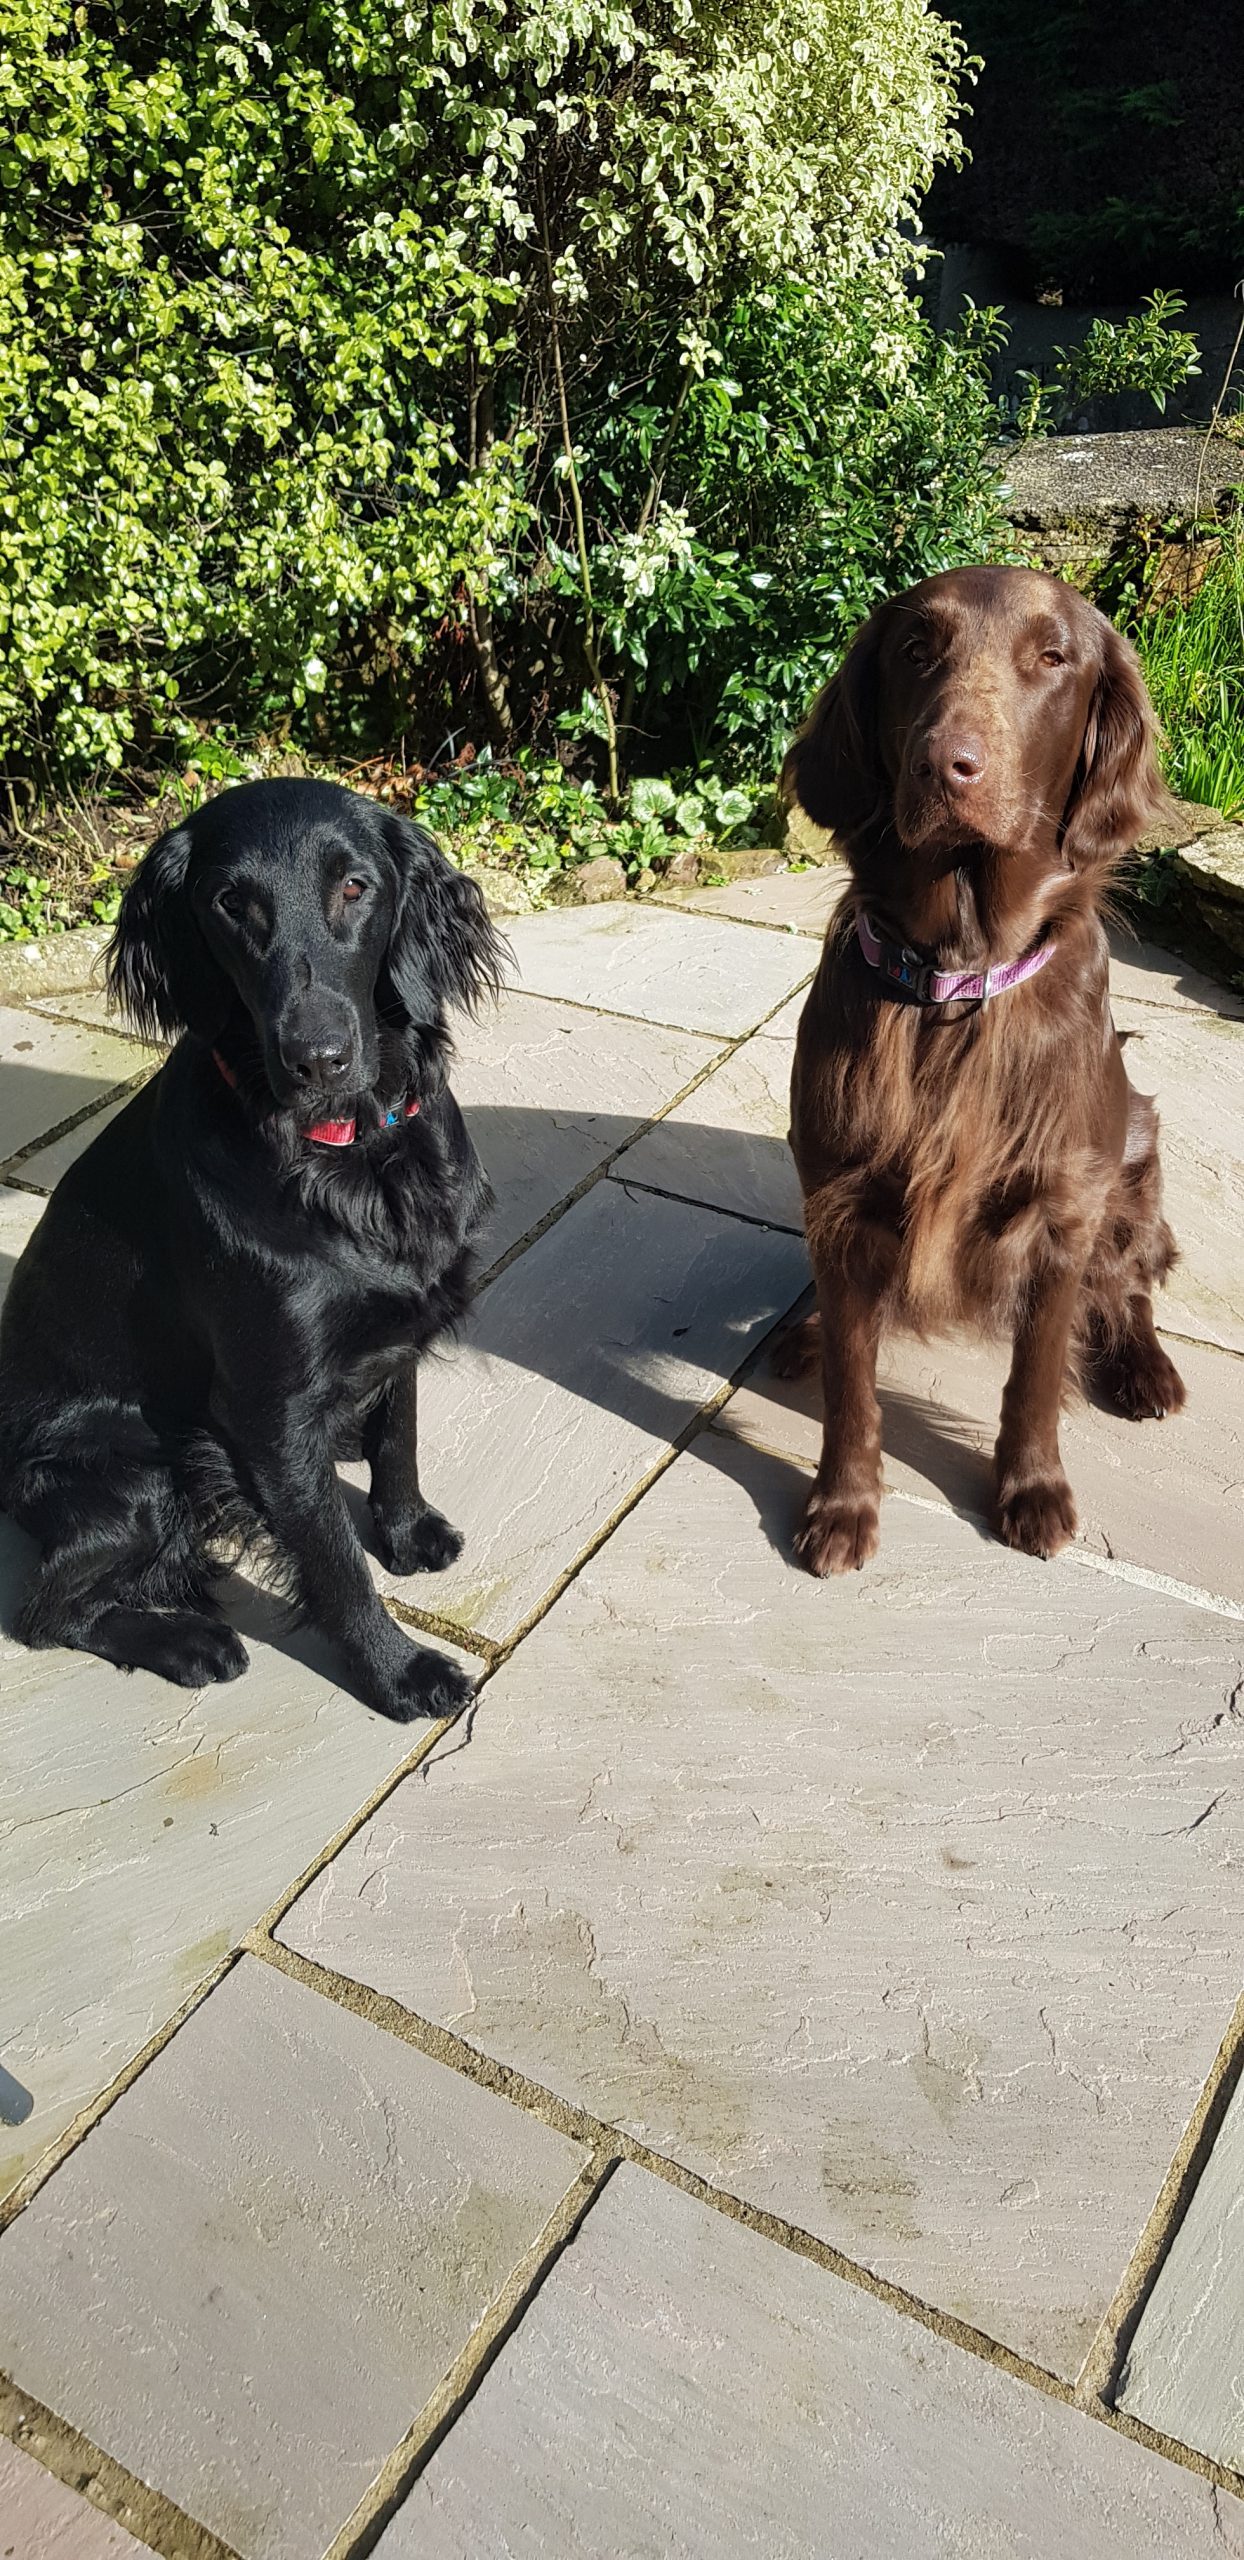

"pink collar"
[212, 1049, 420, 1146]
[856, 912, 1054, 1006]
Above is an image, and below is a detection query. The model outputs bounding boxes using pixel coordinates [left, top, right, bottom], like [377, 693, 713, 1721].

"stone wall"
[996, 428, 1242, 587]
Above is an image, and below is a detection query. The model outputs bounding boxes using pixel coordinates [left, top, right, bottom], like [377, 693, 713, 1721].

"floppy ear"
[1061, 618, 1176, 872]
[379, 816, 508, 1024]
[781, 609, 889, 843]
[106, 823, 230, 1043]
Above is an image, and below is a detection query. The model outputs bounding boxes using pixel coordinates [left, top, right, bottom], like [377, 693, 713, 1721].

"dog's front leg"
[995, 1261, 1082, 1560]
[363, 1362, 464, 1575]
[222, 1396, 473, 1722]
[794, 1262, 887, 1576]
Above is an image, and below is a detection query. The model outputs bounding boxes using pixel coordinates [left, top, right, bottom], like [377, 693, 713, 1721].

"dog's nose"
[278, 1027, 352, 1086]
[916, 738, 986, 792]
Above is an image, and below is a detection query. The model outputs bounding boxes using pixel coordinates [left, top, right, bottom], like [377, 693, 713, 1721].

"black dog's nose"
[279, 1027, 352, 1086]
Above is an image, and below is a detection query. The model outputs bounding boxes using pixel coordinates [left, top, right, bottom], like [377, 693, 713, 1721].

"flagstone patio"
[1, 877, 1243, 2559]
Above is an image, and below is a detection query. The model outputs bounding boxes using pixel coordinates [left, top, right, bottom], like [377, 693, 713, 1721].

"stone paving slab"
[385, 2167, 1244, 2560]
[12, 1090, 144, 1195]
[282, 1429, 1244, 2380]
[501, 905, 813, 1035]
[717, 1325, 1244, 1605]
[0, 2439, 149, 2558]
[1108, 933, 1244, 1020]
[0, 1959, 588, 2560]
[448, 991, 722, 1266]
[656, 869, 839, 935]
[29, 991, 147, 1038]
[614, 1036, 802, 1231]
[0, 1516, 473, 2202]
[0, 1182, 45, 1288]
[1113, 998, 1244, 1356]
[0, 1010, 156, 1167]
[361, 1179, 807, 1641]
[1116, 2067, 1244, 2470]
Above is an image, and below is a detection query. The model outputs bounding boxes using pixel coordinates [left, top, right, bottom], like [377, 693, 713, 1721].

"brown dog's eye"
[1040, 649, 1067, 668]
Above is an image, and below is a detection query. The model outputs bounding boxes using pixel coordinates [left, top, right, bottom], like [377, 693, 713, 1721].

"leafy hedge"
[1, 0, 1003, 788]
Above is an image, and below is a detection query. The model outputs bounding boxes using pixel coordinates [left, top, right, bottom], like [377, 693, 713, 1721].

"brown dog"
[780, 564, 1185, 1575]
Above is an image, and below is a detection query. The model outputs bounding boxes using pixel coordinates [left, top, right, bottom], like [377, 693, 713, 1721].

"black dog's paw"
[138, 1613, 250, 1688]
[373, 1503, 465, 1576]
[372, 1644, 476, 1725]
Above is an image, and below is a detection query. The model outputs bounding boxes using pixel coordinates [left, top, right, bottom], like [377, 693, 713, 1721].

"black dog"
[0, 779, 504, 1720]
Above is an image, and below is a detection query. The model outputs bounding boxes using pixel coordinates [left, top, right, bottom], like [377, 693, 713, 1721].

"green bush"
[0, 0, 981, 788]
[1132, 535, 1244, 819]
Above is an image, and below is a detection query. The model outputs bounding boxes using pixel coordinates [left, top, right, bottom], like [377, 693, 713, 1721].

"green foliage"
[405, 751, 773, 883]
[1010, 295, 1201, 439]
[0, 0, 974, 787]
[1131, 535, 1244, 820]
[576, 286, 1012, 767]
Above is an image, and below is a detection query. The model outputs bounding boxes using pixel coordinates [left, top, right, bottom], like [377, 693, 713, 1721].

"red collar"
[212, 1049, 420, 1147]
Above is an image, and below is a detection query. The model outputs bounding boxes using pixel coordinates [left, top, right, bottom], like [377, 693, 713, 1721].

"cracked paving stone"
[380, 2166, 1244, 2560]
[0, 1959, 588, 2560]
[355, 1178, 807, 1640]
[282, 1429, 1244, 2379]
[501, 903, 813, 1035]
[0, 2439, 150, 2557]
[0, 1514, 474, 2204]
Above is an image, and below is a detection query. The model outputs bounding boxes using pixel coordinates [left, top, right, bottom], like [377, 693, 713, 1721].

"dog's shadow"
[0, 1097, 1036, 1685]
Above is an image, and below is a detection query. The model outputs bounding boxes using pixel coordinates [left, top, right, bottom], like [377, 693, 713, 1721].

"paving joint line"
[0, 2370, 238, 2560]
[0, 1063, 158, 1185]
[472, 974, 811, 1294]
[605, 1165, 802, 1237]
[649, 887, 830, 939]
[322, 2153, 616, 2560]
[248, 1935, 1244, 2515]
[1079, 1987, 1244, 2409]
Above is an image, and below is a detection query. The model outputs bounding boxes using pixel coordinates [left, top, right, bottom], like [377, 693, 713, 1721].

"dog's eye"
[904, 636, 936, 670]
[341, 878, 366, 903]
[1040, 649, 1067, 668]
[215, 888, 250, 922]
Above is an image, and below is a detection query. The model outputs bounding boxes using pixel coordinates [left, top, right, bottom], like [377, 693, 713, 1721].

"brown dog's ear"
[1061, 617, 1176, 871]
[781, 609, 889, 843]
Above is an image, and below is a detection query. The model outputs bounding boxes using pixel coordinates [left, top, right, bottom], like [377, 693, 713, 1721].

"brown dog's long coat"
[782, 565, 1184, 1574]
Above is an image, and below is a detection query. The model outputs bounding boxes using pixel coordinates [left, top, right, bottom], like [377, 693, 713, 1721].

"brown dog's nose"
[916, 738, 986, 792]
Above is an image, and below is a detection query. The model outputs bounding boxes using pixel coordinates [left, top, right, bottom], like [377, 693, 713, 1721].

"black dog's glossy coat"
[0, 779, 504, 1719]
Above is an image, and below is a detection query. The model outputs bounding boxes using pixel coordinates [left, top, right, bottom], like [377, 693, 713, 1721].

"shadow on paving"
[0, 1084, 1206, 1676]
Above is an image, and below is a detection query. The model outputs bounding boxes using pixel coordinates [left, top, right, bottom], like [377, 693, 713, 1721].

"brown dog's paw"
[997, 1474, 1078, 1561]
[771, 1313, 821, 1381]
[794, 1487, 880, 1576]
[1099, 1337, 1187, 1423]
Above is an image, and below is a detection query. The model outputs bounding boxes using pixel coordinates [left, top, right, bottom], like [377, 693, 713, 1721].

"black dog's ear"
[380, 816, 508, 1024]
[781, 607, 889, 845]
[106, 823, 230, 1043]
